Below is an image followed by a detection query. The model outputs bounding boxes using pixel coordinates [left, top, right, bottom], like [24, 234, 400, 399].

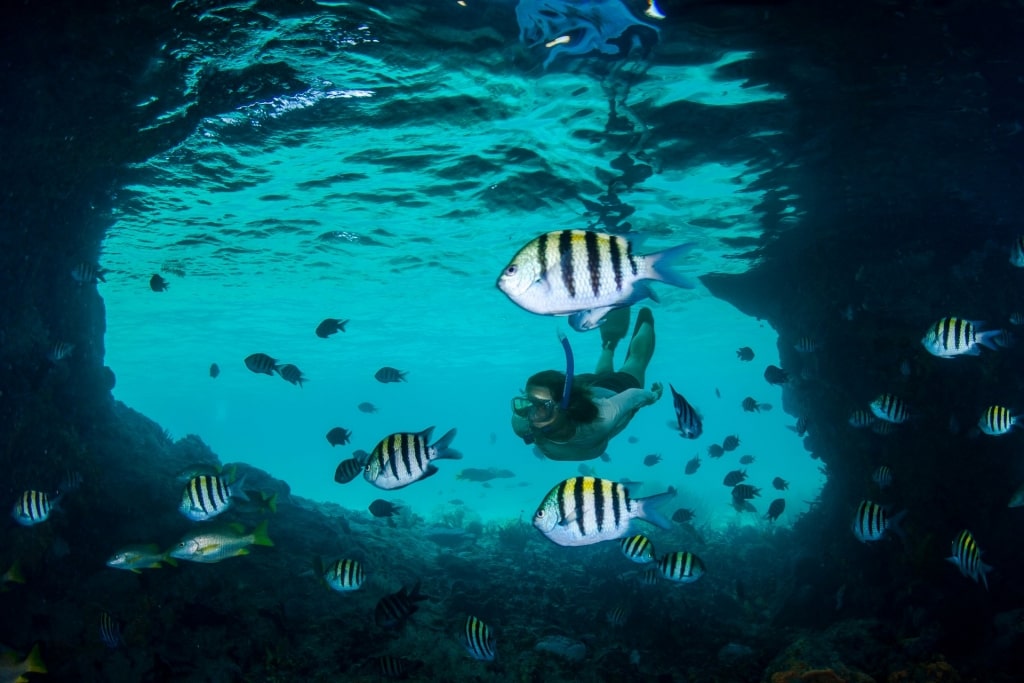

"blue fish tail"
[636, 486, 677, 530]
[646, 242, 697, 290]
[231, 475, 250, 502]
[431, 428, 461, 460]
[980, 561, 993, 591]
[976, 328, 1002, 351]
[888, 509, 907, 542]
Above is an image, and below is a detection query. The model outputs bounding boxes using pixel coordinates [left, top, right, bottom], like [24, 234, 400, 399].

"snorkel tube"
[557, 331, 574, 410]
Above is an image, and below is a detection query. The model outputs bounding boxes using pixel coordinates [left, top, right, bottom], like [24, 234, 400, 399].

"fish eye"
[534, 509, 544, 519]
[504, 264, 517, 276]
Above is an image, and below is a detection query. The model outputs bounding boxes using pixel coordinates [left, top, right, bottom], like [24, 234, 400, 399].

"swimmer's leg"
[620, 307, 655, 387]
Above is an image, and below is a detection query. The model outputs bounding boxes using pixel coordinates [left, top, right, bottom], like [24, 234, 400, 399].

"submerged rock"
[535, 635, 586, 662]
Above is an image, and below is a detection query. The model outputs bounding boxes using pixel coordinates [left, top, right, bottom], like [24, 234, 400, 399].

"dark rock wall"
[3, 0, 1024, 679]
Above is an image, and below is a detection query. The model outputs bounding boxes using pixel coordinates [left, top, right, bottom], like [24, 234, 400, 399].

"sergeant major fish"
[11, 490, 57, 527]
[921, 317, 1000, 358]
[375, 581, 428, 628]
[149, 274, 169, 292]
[326, 427, 352, 446]
[100, 612, 122, 649]
[619, 534, 655, 563]
[375, 366, 407, 383]
[722, 470, 747, 487]
[315, 317, 348, 338]
[869, 393, 910, 424]
[496, 230, 695, 318]
[946, 529, 992, 590]
[333, 459, 362, 484]
[669, 384, 702, 439]
[978, 405, 1020, 436]
[851, 500, 905, 543]
[872, 465, 893, 489]
[764, 498, 785, 522]
[71, 261, 107, 285]
[657, 551, 705, 583]
[244, 353, 279, 376]
[278, 363, 306, 387]
[533, 476, 676, 547]
[364, 427, 461, 490]
[47, 342, 74, 363]
[315, 557, 365, 593]
[179, 474, 247, 521]
[462, 615, 496, 662]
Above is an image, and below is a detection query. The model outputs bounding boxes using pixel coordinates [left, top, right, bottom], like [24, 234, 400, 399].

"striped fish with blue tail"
[657, 551, 706, 583]
[670, 384, 702, 439]
[364, 427, 461, 490]
[947, 529, 992, 590]
[851, 500, 905, 543]
[497, 230, 695, 317]
[179, 474, 247, 521]
[921, 317, 1000, 358]
[619, 534, 655, 563]
[533, 476, 675, 547]
[314, 557, 365, 593]
[978, 405, 1020, 436]
[11, 490, 57, 527]
[462, 615, 496, 661]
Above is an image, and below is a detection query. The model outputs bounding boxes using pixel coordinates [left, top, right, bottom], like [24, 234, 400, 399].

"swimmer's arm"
[607, 387, 660, 416]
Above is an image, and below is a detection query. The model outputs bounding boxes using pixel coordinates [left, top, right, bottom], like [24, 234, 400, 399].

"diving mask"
[512, 395, 556, 423]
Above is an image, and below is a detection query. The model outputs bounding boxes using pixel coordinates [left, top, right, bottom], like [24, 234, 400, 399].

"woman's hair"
[526, 369, 599, 425]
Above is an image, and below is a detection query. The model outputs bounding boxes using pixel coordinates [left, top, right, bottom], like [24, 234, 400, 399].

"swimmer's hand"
[650, 382, 664, 402]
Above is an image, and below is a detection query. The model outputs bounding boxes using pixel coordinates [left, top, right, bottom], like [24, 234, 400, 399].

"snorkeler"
[511, 307, 663, 462]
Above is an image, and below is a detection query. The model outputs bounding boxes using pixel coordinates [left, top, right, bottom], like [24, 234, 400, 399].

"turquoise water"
[100, 1, 820, 526]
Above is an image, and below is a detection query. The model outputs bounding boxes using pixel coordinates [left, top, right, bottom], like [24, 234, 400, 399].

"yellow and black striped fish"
[978, 405, 1019, 436]
[619, 534, 655, 564]
[533, 476, 675, 547]
[497, 230, 695, 317]
[869, 393, 910, 424]
[851, 500, 905, 543]
[921, 317, 999, 358]
[364, 427, 461, 490]
[657, 551, 706, 583]
[179, 474, 244, 521]
[462, 615, 496, 661]
[947, 529, 992, 590]
[317, 557, 365, 592]
[11, 490, 53, 527]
